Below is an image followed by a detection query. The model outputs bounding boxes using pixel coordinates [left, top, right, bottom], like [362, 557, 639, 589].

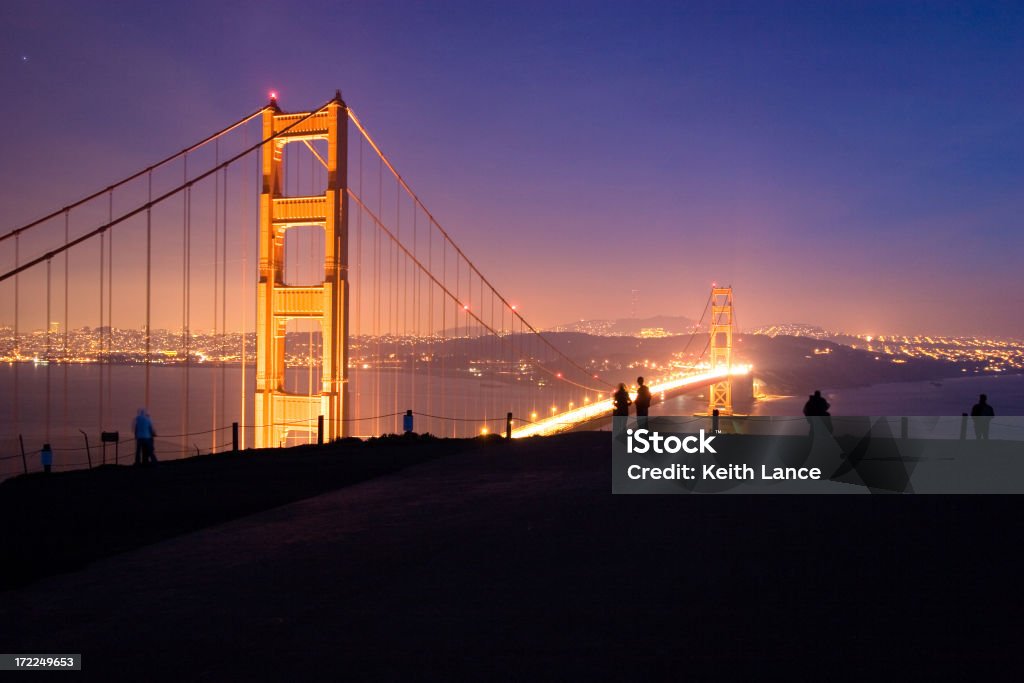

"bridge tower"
[255, 93, 349, 448]
[708, 287, 733, 416]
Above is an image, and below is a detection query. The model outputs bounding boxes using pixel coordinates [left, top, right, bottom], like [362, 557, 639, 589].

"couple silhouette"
[613, 377, 652, 429]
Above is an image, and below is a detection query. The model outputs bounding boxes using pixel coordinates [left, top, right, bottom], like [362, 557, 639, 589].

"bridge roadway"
[510, 364, 752, 438]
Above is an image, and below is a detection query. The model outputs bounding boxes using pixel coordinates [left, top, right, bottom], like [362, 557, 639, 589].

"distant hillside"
[734, 334, 962, 395]
[548, 315, 698, 337]
[413, 331, 972, 394]
[748, 323, 862, 347]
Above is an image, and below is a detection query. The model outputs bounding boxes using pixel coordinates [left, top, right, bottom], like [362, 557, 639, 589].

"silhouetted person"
[970, 394, 995, 440]
[133, 408, 158, 465]
[803, 390, 833, 434]
[635, 376, 652, 429]
[612, 383, 632, 434]
[40, 443, 53, 474]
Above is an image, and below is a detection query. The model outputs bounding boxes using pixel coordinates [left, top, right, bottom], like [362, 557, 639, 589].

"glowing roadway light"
[463, 304, 470, 310]
[511, 364, 752, 439]
[480, 426, 489, 436]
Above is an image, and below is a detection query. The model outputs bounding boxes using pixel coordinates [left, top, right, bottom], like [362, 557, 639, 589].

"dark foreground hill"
[0, 434, 484, 589]
[2, 432, 1022, 679]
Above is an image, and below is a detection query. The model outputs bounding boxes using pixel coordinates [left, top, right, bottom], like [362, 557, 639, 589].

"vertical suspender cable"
[428, 210, 433, 430]
[212, 140, 220, 452]
[393, 179, 398, 430]
[240, 126, 251, 450]
[181, 154, 188, 456]
[439, 241, 445, 435]
[63, 210, 69, 438]
[374, 161, 381, 435]
[185, 180, 192, 453]
[455, 252, 459, 434]
[98, 225, 105, 431]
[412, 204, 417, 423]
[221, 164, 227, 447]
[106, 191, 113, 426]
[145, 172, 152, 410]
[304, 149, 313, 443]
[13, 234, 20, 432]
[354, 133, 362, 431]
[45, 258, 51, 442]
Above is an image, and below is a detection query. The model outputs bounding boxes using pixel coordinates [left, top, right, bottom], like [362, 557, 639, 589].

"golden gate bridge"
[0, 92, 747, 472]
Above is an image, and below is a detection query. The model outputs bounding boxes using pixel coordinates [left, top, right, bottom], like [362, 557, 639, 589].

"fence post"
[232, 422, 239, 452]
[506, 412, 513, 440]
[18, 434, 27, 475]
[712, 409, 720, 434]
[317, 415, 324, 445]
[79, 429, 92, 469]
[960, 413, 968, 441]
[403, 410, 414, 434]
[901, 417, 909, 440]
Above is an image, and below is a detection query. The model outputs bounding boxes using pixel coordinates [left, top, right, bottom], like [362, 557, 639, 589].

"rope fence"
[4, 413, 1024, 481]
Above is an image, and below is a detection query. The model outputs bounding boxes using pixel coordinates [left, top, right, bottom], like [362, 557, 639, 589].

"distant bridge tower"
[255, 93, 349, 448]
[708, 286, 733, 416]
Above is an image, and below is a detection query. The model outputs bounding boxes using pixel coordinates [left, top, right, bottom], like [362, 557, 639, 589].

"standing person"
[612, 383, 632, 434]
[132, 408, 158, 465]
[803, 390, 833, 435]
[635, 377, 652, 430]
[970, 394, 995, 440]
[40, 443, 53, 474]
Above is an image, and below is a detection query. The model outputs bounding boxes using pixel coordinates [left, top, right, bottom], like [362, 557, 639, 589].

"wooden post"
[317, 415, 324, 445]
[506, 412, 513, 440]
[232, 422, 239, 452]
[18, 434, 27, 475]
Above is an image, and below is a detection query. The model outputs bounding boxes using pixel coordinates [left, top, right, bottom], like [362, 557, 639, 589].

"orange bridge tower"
[708, 286, 734, 416]
[254, 93, 349, 447]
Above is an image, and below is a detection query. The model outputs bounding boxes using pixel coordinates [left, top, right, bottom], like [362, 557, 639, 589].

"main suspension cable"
[0, 106, 269, 245]
[347, 107, 612, 389]
[0, 100, 334, 284]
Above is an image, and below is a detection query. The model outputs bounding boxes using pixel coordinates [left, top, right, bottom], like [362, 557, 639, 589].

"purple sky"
[2, 1, 1022, 337]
